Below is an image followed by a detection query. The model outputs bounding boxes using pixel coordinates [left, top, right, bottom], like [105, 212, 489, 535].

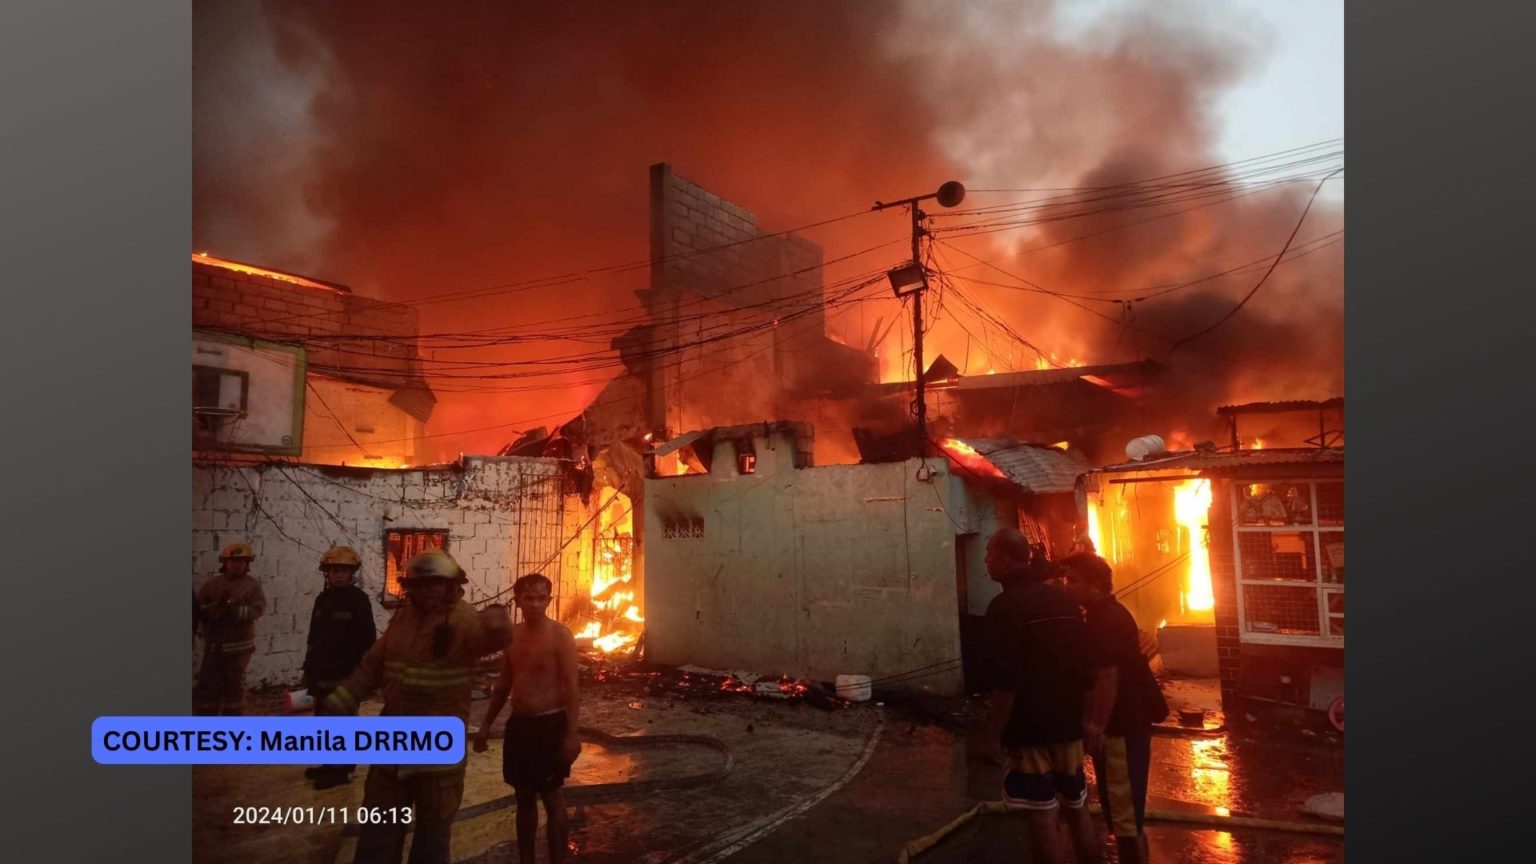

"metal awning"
[949, 438, 1092, 494]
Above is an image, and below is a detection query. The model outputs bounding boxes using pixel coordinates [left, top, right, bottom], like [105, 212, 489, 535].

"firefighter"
[195, 541, 267, 716]
[323, 549, 513, 864]
[302, 546, 377, 790]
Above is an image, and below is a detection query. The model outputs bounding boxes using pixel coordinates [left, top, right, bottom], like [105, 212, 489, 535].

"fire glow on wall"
[1083, 477, 1214, 626]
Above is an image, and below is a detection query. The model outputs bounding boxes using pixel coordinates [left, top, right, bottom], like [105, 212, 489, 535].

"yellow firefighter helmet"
[320, 546, 362, 569]
[219, 541, 255, 561]
[401, 548, 466, 583]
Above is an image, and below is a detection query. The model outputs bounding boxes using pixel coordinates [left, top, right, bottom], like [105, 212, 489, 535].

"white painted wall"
[644, 432, 969, 695]
[191, 456, 567, 686]
[192, 332, 302, 451]
[300, 374, 422, 467]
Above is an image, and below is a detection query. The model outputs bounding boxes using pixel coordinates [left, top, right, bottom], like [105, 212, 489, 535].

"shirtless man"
[473, 573, 581, 863]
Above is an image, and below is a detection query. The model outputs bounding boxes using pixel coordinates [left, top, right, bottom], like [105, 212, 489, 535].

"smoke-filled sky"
[194, 0, 1343, 461]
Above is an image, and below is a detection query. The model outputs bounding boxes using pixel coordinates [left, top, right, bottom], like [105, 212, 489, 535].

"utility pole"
[873, 181, 966, 455]
[910, 203, 928, 449]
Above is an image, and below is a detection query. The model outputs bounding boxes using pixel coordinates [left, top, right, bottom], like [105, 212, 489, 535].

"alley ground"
[192, 669, 1343, 863]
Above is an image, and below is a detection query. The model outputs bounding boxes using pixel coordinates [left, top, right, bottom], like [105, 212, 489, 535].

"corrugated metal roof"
[1216, 398, 1343, 416]
[953, 438, 1093, 494]
[953, 360, 1163, 392]
[1097, 447, 1343, 474]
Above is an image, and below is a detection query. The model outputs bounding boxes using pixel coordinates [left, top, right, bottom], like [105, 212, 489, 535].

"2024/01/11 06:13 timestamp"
[232, 806, 414, 826]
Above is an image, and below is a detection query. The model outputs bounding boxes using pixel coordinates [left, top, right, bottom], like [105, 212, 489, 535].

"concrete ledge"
[1159, 625, 1218, 677]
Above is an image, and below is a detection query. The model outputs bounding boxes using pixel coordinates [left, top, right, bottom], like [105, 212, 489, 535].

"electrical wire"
[1162, 168, 1343, 356]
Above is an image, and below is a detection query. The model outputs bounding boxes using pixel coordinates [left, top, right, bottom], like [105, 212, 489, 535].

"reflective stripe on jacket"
[196, 573, 267, 653]
[326, 598, 510, 777]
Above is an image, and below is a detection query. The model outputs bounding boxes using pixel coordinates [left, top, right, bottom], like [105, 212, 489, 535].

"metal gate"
[512, 464, 569, 620]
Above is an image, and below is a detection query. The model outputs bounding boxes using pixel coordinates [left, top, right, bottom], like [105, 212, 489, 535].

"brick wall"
[191, 456, 581, 687]
[192, 260, 422, 388]
[1208, 479, 1243, 712]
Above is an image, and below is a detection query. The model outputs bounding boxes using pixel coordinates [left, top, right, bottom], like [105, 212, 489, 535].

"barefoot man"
[474, 573, 581, 863]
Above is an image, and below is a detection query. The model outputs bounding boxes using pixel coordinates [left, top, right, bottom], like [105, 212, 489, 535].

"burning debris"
[938, 437, 1011, 483]
[573, 657, 845, 710]
[571, 492, 645, 657]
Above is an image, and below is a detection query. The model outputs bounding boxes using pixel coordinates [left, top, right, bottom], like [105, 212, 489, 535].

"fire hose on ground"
[895, 800, 1344, 864]
[337, 726, 733, 838]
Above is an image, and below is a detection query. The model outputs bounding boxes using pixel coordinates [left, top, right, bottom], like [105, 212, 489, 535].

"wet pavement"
[192, 675, 1342, 863]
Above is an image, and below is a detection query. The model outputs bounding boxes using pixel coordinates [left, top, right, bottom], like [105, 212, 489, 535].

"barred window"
[383, 529, 449, 606]
[1232, 480, 1343, 645]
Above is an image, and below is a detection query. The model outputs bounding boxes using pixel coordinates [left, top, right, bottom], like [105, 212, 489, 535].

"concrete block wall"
[192, 260, 421, 387]
[644, 451, 966, 696]
[191, 456, 567, 687]
[645, 164, 831, 433]
[650, 164, 821, 314]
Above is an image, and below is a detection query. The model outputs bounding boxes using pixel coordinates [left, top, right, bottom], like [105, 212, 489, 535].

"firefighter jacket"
[325, 597, 511, 776]
[302, 583, 377, 685]
[197, 573, 267, 654]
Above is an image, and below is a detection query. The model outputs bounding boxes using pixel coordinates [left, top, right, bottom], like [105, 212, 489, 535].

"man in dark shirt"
[977, 528, 1103, 864]
[301, 546, 378, 790]
[1064, 554, 1170, 864]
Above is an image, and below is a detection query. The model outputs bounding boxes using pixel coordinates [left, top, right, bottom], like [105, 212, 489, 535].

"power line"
[963, 138, 1342, 194]
[1162, 168, 1343, 357]
[244, 207, 885, 329]
[298, 275, 887, 450]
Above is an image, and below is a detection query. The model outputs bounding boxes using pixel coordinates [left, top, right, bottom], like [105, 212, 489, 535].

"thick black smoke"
[194, 0, 1342, 459]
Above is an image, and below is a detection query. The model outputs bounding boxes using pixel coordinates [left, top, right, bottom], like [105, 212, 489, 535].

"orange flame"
[939, 438, 1008, 481]
[1173, 479, 1214, 617]
[576, 492, 644, 655]
[1086, 497, 1107, 561]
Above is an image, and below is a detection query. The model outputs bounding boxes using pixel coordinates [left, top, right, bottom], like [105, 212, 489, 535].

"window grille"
[1232, 480, 1344, 646]
[383, 529, 449, 606]
[662, 517, 705, 539]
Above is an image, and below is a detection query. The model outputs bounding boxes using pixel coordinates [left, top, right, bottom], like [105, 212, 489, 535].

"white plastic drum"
[1125, 434, 1167, 461]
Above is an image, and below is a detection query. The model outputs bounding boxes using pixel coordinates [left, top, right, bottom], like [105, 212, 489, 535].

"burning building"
[1085, 399, 1344, 718]
[875, 356, 1169, 466]
[509, 165, 1266, 686]
[189, 254, 645, 683]
[191, 253, 436, 467]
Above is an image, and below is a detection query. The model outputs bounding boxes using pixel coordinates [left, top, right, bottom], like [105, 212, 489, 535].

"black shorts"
[503, 710, 572, 791]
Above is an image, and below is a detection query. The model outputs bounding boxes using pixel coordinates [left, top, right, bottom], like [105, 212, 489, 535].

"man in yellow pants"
[1065, 554, 1170, 864]
[324, 549, 513, 864]
[195, 541, 266, 716]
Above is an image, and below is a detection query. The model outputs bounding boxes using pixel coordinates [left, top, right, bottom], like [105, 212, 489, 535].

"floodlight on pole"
[887, 262, 928, 297]
[870, 181, 967, 454]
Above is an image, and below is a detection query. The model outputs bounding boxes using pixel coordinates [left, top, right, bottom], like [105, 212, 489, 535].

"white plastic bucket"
[835, 674, 873, 702]
[285, 689, 315, 713]
[1125, 434, 1166, 462]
